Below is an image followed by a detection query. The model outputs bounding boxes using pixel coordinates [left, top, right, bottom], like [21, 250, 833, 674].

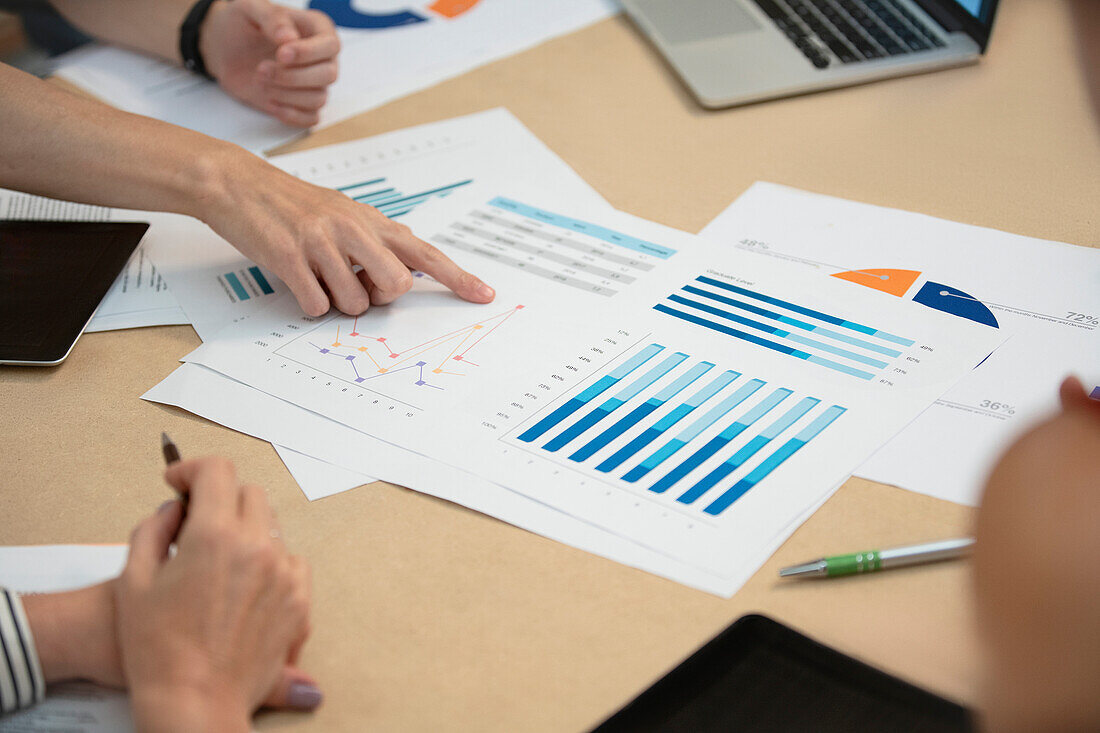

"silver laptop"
[621, 0, 999, 107]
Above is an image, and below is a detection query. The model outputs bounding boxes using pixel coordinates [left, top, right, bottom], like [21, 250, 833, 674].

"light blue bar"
[648, 388, 792, 494]
[703, 405, 847, 515]
[516, 345, 664, 444]
[759, 396, 821, 439]
[489, 197, 677, 259]
[609, 344, 666, 379]
[570, 361, 712, 463]
[543, 352, 688, 452]
[653, 361, 714, 401]
[870, 330, 915, 346]
[685, 370, 741, 408]
[784, 334, 889, 368]
[805, 356, 875, 380]
[224, 272, 249, 301]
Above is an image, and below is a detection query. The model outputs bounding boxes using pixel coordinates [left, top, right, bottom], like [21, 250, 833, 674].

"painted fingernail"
[287, 682, 323, 710]
[477, 283, 495, 300]
[157, 500, 177, 514]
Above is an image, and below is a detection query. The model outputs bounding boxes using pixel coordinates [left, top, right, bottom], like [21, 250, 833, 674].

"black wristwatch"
[179, 0, 221, 80]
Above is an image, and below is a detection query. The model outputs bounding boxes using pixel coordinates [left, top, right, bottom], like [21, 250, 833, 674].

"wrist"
[22, 582, 120, 685]
[131, 683, 251, 733]
[196, 0, 230, 79]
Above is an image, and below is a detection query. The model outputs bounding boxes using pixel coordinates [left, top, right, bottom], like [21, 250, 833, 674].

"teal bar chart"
[511, 342, 848, 516]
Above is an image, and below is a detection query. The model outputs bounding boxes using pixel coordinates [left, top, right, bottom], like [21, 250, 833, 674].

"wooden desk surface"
[2, 0, 1097, 730]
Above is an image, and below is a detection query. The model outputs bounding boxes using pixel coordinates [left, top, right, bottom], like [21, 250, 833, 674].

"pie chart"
[831, 268, 999, 328]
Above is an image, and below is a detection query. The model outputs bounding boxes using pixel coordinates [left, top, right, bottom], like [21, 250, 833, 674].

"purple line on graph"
[307, 343, 443, 389]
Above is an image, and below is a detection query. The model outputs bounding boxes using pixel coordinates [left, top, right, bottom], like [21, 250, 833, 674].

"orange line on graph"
[427, 0, 480, 18]
[457, 305, 523, 357]
[831, 268, 920, 297]
[437, 328, 479, 371]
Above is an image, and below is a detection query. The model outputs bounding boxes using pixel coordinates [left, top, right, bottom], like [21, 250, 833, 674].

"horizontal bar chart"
[511, 341, 847, 517]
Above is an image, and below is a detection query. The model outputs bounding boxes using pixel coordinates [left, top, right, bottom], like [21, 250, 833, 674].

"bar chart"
[654, 275, 915, 381]
[511, 342, 846, 516]
[337, 176, 473, 219]
[219, 266, 277, 303]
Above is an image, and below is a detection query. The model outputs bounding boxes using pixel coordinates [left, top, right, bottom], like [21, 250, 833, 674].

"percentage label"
[1066, 312, 1099, 327]
[979, 400, 1016, 415]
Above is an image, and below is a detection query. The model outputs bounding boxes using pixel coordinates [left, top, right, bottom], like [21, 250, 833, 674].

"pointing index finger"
[387, 228, 495, 303]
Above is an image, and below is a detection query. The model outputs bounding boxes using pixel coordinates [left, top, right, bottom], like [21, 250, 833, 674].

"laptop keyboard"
[752, 0, 945, 69]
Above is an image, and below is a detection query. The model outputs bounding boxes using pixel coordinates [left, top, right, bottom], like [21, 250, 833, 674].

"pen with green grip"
[779, 538, 975, 578]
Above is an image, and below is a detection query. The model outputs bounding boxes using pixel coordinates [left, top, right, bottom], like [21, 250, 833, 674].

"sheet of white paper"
[54, 45, 303, 154]
[0, 189, 189, 333]
[699, 182, 1100, 505]
[53, 1, 618, 153]
[0, 546, 131, 733]
[145, 108, 609, 340]
[181, 186, 1005, 584]
[273, 444, 375, 500]
[143, 363, 743, 596]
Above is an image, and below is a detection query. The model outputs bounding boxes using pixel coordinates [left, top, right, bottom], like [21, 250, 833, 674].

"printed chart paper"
[147, 108, 609, 340]
[700, 183, 1100, 505]
[183, 188, 1004, 583]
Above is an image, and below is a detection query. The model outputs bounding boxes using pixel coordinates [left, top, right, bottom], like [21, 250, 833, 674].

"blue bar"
[695, 276, 914, 346]
[676, 397, 819, 505]
[543, 352, 688, 452]
[489, 197, 677, 259]
[224, 272, 249, 301]
[683, 284, 902, 357]
[516, 344, 664, 443]
[648, 388, 792, 494]
[387, 209, 414, 219]
[569, 361, 713, 463]
[597, 370, 739, 473]
[622, 378, 764, 482]
[336, 177, 386, 192]
[248, 266, 275, 295]
[704, 405, 847, 515]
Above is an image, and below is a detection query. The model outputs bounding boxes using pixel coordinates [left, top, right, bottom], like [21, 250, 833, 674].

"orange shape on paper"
[831, 268, 920, 297]
[428, 0, 480, 18]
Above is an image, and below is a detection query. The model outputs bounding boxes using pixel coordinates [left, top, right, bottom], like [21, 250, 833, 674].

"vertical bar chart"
[508, 341, 848, 517]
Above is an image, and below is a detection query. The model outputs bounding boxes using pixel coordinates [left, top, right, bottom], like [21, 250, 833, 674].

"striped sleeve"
[0, 589, 45, 715]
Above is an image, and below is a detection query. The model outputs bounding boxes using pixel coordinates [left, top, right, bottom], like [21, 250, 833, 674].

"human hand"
[21, 580, 124, 688]
[115, 458, 318, 732]
[199, 148, 495, 316]
[200, 0, 339, 127]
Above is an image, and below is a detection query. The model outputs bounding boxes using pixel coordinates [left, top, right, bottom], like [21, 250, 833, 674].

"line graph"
[275, 304, 525, 397]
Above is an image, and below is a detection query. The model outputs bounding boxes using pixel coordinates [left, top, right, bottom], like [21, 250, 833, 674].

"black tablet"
[592, 614, 972, 733]
[1, 220, 150, 366]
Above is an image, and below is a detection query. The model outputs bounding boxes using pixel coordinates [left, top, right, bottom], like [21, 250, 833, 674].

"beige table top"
[3, 0, 1098, 730]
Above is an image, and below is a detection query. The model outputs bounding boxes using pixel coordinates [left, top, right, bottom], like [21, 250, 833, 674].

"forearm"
[48, 0, 198, 64]
[0, 63, 237, 219]
[19, 583, 121, 686]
